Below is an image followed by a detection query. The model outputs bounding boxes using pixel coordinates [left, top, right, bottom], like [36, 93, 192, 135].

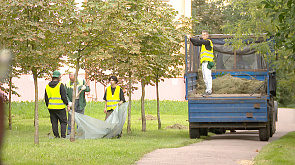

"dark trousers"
[49, 109, 67, 138]
[67, 99, 84, 135]
[105, 110, 114, 121]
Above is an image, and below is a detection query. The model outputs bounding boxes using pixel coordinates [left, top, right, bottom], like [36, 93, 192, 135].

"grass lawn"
[2, 100, 204, 165]
[3, 100, 295, 165]
[254, 131, 295, 165]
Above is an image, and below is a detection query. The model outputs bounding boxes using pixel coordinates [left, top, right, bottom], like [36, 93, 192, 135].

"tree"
[0, 71, 21, 130]
[129, 0, 189, 131]
[0, 0, 77, 144]
[261, 0, 295, 106]
[0, 49, 20, 130]
[216, 0, 295, 106]
[57, 0, 112, 141]
[262, 0, 295, 53]
[145, 15, 188, 130]
[83, 0, 142, 133]
[192, 0, 231, 34]
[83, 0, 189, 132]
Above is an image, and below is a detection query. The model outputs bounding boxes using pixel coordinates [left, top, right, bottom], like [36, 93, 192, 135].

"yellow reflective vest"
[106, 85, 121, 111]
[200, 39, 214, 64]
[45, 82, 65, 109]
[66, 78, 84, 89]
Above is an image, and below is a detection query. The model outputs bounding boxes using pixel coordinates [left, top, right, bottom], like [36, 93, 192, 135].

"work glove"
[81, 85, 86, 91]
[68, 102, 72, 107]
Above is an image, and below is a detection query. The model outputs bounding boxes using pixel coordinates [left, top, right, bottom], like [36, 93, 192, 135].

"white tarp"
[70, 102, 128, 139]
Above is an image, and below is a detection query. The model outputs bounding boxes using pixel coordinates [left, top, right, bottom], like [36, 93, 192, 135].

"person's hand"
[104, 108, 107, 113]
[118, 101, 123, 106]
[81, 85, 86, 91]
[68, 102, 72, 107]
[67, 105, 71, 112]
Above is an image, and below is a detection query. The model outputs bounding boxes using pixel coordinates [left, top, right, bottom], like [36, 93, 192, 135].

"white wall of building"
[163, 0, 191, 18]
[10, 74, 185, 102]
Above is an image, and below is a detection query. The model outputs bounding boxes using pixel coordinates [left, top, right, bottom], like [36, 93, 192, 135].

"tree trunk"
[8, 77, 12, 130]
[0, 93, 4, 154]
[156, 79, 161, 130]
[70, 57, 80, 142]
[127, 73, 132, 133]
[95, 80, 97, 101]
[141, 80, 146, 132]
[33, 72, 39, 144]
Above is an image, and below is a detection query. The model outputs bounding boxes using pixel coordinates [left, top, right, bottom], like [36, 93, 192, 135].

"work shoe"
[202, 92, 212, 97]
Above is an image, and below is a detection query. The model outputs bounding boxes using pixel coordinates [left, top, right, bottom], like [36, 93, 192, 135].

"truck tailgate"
[189, 98, 268, 122]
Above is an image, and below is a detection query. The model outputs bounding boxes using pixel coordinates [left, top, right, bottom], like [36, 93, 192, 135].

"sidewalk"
[136, 108, 295, 165]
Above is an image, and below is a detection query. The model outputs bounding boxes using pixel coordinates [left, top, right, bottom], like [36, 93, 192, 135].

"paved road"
[136, 108, 295, 165]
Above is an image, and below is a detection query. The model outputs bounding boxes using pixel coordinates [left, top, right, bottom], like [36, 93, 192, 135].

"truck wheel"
[222, 128, 226, 134]
[259, 124, 270, 141]
[274, 101, 278, 122]
[200, 128, 208, 136]
[273, 101, 278, 134]
[269, 105, 274, 137]
[270, 109, 276, 137]
[190, 128, 200, 139]
[214, 128, 222, 134]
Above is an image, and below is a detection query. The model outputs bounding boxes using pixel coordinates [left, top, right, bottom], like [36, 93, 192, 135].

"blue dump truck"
[185, 34, 277, 141]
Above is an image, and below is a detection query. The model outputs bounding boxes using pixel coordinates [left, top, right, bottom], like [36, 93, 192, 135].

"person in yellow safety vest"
[190, 30, 214, 97]
[45, 71, 70, 138]
[103, 76, 125, 139]
[65, 73, 90, 135]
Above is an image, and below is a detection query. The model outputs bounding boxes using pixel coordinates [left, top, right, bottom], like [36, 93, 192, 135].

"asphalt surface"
[136, 108, 295, 165]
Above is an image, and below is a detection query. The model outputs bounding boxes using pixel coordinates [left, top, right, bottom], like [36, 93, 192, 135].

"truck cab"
[185, 34, 277, 141]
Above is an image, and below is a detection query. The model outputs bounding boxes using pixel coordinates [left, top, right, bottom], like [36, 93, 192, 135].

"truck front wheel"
[190, 128, 200, 139]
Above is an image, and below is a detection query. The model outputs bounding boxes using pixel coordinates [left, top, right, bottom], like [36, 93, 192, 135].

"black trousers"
[49, 109, 67, 138]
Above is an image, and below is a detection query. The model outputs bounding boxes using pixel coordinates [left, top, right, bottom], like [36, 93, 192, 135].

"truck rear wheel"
[200, 128, 208, 136]
[259, 124, 270, 141]
[190, 128, 200, 139]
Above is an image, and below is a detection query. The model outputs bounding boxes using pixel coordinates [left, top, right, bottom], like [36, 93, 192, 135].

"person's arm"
[190, 38, 212, 50]
[44, 90, 49, 107]
[60, 83, 69, 106]
[82, 79, 90, 92]
[190, 38, 210, 46]
[65, 83, 71, 102]
[103, 91, 107, 113]
[104, 101, 107, 113]
[61, 83, 71, 111]
[118, 88, 125, 105]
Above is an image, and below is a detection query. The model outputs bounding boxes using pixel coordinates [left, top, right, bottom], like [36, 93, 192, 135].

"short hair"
[109, 76, 118, 83]
[52, 77, 59, 81]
